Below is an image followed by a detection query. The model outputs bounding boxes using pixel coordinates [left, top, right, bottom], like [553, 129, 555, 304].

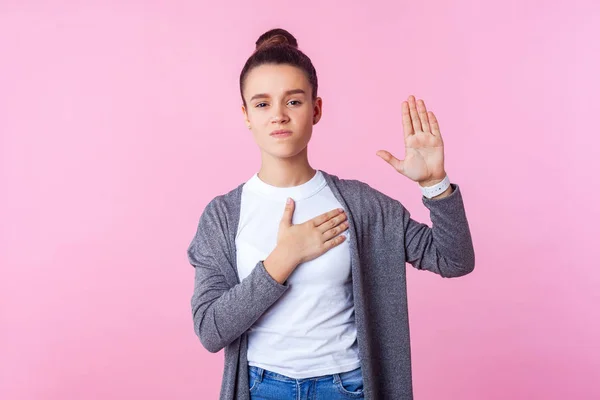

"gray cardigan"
[187, 170, 475, 399]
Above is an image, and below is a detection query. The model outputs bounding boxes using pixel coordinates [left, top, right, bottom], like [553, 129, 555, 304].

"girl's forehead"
[246, 64, 310, 89]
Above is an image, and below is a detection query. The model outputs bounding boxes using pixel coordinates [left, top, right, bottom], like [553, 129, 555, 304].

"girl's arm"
[187, 199, 289, 353]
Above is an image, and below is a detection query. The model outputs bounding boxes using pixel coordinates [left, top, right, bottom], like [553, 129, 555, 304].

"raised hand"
[376, 95, 447, 187]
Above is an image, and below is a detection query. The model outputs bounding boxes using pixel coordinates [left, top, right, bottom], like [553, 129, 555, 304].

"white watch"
[420, 175, 451, 199]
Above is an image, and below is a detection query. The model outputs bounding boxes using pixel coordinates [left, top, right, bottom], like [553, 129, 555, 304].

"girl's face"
[242, 63, 322, 160]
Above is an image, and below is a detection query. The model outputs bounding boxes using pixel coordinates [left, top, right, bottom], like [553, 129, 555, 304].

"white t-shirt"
[235, 169, 361, 379]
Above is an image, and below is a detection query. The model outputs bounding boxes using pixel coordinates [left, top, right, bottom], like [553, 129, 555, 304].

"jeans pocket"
[334, 367, 364, 397]
[248, 366, 263, 393]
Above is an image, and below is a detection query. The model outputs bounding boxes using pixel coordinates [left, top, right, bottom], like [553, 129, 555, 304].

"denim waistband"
[248, 365, 362, 384]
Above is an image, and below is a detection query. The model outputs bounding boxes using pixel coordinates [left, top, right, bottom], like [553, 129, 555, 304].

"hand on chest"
[236, 196, 352, 285]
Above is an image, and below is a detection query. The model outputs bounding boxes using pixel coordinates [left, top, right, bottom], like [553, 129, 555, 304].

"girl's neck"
[257, 149, 316, 188]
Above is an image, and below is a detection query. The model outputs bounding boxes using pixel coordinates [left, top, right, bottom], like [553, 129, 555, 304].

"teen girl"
[188, 28, 475, 400]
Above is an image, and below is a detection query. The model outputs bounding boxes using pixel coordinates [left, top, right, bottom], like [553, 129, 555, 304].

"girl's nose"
[270, 107, 289, 124]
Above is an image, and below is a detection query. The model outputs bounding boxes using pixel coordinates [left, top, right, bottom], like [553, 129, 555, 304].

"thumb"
[280, 197, 295, 227]
[376, 150, 405, 175]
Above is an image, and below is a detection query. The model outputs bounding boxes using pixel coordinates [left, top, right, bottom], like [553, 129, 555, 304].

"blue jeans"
[248, 365, 364, 399]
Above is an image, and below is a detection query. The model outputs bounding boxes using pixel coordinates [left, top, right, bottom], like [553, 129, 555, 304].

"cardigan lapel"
[320, 170, 373, 398]
[223, 183, 245, 288]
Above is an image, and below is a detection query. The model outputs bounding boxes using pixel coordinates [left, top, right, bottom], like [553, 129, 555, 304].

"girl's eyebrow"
[250, 89, 306, 102]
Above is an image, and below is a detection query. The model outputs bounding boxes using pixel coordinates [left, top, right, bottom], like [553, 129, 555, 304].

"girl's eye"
[255, 103, 267, 108]
[288, 100, 302, 106]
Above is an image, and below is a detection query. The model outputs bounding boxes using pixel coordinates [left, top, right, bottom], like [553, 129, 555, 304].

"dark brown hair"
[239, 28, 318, 107]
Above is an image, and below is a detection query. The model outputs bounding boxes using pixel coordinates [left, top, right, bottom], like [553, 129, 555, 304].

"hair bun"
[255, 28, 298, 51]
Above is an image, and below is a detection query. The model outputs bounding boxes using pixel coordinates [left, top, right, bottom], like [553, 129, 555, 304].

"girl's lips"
[270, 130, 293, 138]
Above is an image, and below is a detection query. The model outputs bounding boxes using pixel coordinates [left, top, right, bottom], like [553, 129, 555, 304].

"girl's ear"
[313, 97, 323, 124]
[241, 105, 251, 129]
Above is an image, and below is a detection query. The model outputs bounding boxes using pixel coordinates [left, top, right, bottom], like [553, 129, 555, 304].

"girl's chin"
[264, 146, 308, 159]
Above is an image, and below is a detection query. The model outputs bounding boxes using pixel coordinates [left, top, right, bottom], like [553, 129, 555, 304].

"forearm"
[192, 259, 289, 353]
[263, 245, 299, 285]
[423, 184, 474, 276]
[404, 183, 475, 277]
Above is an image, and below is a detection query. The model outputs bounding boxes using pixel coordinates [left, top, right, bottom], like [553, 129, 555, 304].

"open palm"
[376, 95, 446, 185]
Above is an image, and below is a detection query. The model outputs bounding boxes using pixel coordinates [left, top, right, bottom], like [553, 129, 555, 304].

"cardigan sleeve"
[187, 199, 290, 353]
[400, 183, 476, 278]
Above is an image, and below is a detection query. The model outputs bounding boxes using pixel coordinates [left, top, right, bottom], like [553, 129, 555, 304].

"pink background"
[1, 1, 599, 399]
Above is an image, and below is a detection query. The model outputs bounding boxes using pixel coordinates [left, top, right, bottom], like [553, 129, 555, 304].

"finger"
[376, 150, 405, 174]
[280, 197, 295, 227]
[317, 212, 347, 233]
[408, 95, 422, 132]
[323, 233, 347, 250]
[401, 101, 413, 139]
[312, 207, 344, 227]
[428, 111, 441, 137]
[322, 221, 348, 241]
[417, 99, 431, 133]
